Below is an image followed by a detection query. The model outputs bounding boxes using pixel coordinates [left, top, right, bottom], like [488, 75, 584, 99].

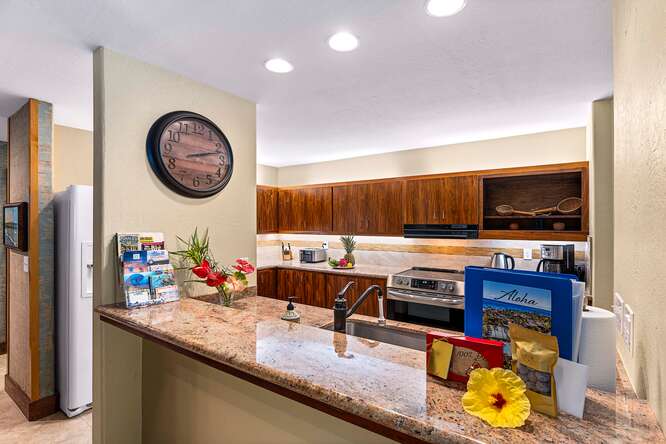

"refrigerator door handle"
[81, 241, 94, 298]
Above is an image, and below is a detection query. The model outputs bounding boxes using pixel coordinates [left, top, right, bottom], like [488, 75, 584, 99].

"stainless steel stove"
[386, 267, 465, 331]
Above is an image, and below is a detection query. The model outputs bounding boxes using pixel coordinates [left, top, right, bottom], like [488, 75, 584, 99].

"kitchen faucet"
[333, 281, 386, 332]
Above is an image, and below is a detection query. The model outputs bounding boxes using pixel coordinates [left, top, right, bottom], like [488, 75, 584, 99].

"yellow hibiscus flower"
[461, 367, 531, 428]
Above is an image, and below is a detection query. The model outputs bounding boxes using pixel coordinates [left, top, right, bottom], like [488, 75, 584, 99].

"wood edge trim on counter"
[275, 161, 589, 190]
[0, 341, 6, 355]
[99, 314, 427, 444]
[4, 374, 58, 421]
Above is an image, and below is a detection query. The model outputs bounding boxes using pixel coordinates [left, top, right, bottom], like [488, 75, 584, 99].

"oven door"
[386, 288, 464, 332]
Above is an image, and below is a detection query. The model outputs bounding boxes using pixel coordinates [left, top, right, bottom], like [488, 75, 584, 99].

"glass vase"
[217, 287, 234, 307]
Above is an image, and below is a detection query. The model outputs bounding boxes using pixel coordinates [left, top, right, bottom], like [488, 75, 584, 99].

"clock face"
[147, 112, 234, 198]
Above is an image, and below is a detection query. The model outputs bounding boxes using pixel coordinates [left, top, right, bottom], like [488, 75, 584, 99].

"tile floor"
[0, 354, 91, 443]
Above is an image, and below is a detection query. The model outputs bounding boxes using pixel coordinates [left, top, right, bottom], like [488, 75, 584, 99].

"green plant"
[171, 228, 255, 306]
[172, 227, 211, 269]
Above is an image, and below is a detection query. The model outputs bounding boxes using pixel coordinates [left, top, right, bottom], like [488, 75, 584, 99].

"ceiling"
[0, 0, 612, 166]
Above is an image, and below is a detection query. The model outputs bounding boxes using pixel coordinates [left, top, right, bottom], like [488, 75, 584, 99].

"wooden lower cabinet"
[276, 268, 327, 307]
[257, 268, 277, 298]
[325, 274, 387, 318]
[270, 269, 387, 318]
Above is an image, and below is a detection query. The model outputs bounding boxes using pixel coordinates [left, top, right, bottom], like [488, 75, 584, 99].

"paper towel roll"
[578, 306, 616, 392]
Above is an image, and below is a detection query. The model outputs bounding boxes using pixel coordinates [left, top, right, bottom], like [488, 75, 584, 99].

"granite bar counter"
[96, 296, 665, 444]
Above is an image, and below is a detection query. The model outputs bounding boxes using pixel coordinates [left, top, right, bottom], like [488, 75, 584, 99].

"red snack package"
[426, 332, 504, 383]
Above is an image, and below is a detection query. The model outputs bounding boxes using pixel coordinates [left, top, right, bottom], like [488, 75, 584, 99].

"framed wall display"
[146, 111, 234, 199]
[3, 202, 28, 252]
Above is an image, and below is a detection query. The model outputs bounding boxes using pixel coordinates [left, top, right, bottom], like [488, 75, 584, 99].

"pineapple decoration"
[340, 235, 357, 266]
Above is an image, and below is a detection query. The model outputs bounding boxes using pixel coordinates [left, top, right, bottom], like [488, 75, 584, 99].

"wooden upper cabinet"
[404, 175, 479, 225]
[443, 175, 479, 225]
[256, 186, 278, 233]
[404, 178, 441, 225]
[332, 181, 403, 235]
[278, 186, 333, 233]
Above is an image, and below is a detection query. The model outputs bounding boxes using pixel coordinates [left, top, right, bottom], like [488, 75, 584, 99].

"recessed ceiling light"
[328, 32, 359, 52]
[425, 0, 467, 17]
[264, 58, 294, 73]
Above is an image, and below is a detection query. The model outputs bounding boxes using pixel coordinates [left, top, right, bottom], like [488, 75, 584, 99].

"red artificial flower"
[192, 259, 211, 278]
[233, 258, 255, 274]
[206, 271, 227, 287]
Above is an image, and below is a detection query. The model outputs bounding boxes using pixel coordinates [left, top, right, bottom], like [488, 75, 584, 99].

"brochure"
[464, 267, 576, 361]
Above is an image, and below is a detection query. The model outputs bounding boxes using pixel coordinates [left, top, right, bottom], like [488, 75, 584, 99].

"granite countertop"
[96, 296, 665, 444]
[257, 259, 407, 279]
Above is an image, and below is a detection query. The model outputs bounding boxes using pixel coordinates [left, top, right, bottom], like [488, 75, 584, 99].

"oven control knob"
[447, 283, 455, 292]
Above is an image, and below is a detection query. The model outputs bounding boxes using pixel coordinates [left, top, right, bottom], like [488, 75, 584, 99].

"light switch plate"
[613, 292, 624, 335]
[523, 248, 532, 260]
[23, 256, 29, 273]
[623, 304, 634, 354]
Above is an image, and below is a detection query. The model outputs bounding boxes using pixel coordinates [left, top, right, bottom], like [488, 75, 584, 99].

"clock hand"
[186, 152, 220, 158]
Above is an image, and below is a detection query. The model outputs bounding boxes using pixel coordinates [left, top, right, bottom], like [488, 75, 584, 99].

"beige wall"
[613, 0, 666, 428]
[93, 48, 256, 443]
[275, 127, 586, 186]
[53, 124, 93, 192]
[586, 99, 614, 309]
[142, 341, 392, 444]
[257, 163, 278, 186]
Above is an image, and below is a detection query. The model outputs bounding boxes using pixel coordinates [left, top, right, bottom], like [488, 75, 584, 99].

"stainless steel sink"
[321, 319, 426, 351]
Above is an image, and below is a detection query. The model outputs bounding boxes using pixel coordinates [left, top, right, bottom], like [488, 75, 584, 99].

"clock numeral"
[167, 130, 181, 143]
[206, 174, 213, 185]
[215, 142, 223, 153]
[192, 123, 204, 136]
[208, 130, 213, 141]
[219, 154, 225, 163]
[216, 167, 222, 178]
[193, 177, 200, 188]
[167, 157, 176, 169]
[164, 142, 173, 154]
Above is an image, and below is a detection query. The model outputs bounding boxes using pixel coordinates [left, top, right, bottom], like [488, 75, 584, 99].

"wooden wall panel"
[7, 102, 31, 396]
[8, 251, 30, 394]
[5, 99, 56, 417]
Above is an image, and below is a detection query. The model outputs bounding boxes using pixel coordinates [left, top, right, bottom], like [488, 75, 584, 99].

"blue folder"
[464, 266, 575, 360]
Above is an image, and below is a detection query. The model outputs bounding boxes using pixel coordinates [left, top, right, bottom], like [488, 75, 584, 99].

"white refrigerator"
[54, 185, 93, 417]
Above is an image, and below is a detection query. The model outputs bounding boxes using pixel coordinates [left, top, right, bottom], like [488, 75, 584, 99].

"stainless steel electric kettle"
[490, 252, 515, 270]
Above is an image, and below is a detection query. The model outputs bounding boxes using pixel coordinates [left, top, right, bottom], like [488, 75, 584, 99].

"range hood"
[403, 224, 479, 239]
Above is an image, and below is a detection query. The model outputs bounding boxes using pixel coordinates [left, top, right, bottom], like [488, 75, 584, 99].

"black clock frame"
[146, 111, 234, 199]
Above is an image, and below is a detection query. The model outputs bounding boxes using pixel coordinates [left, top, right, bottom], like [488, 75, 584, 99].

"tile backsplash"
[257, 234, 588, 274]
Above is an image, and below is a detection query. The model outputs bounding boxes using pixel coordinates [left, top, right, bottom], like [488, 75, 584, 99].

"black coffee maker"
[536, 244, 575, 275]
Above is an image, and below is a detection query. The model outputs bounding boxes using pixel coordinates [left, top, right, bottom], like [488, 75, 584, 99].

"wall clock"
[146, 111, 234, 198]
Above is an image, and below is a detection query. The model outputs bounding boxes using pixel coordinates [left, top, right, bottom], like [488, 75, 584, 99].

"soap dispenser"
[281, 296, 300, 322]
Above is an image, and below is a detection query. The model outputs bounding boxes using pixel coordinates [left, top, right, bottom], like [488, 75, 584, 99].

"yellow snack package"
[509, 323, 559, 417]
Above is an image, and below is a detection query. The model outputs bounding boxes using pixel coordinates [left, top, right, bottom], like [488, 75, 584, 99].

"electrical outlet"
[523, 248, 532, 260]
[623, 304, 634, 354]
[613, 292, 624, 335]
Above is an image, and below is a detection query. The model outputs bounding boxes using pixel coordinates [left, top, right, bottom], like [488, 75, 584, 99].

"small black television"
[3, 202, 28, 251]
